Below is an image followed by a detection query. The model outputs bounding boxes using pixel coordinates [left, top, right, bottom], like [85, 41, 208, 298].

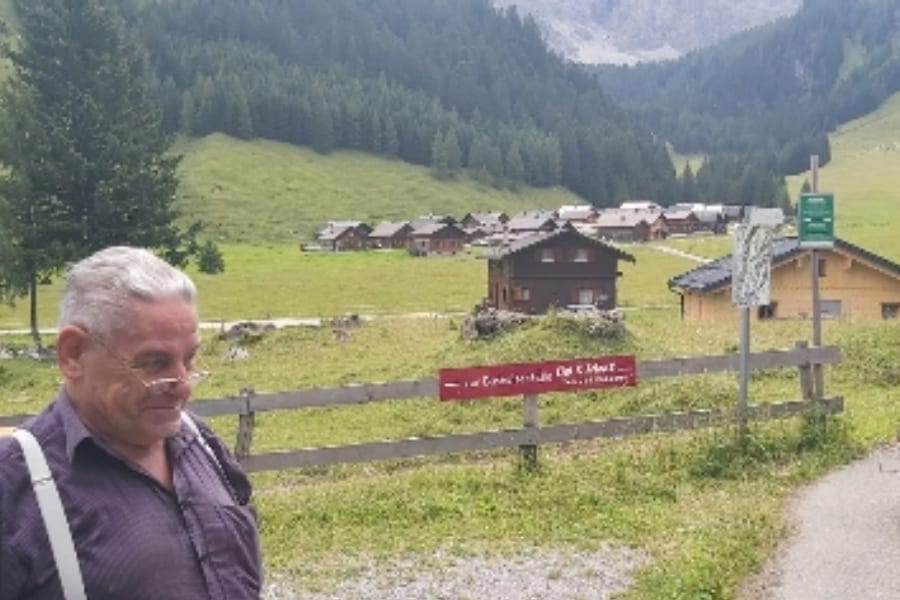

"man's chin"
[145, 406, 184, 432]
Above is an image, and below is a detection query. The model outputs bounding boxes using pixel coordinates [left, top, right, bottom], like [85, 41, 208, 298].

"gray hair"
[58, 246, 197, 336]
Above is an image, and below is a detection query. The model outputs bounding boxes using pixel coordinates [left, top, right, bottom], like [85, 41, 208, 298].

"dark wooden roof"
[317, 224, 358, 241]
[668, 236, 900, 293]
[369, 221, 410, 238]
[595, 209, 658, 228]
[484, 228, 635, 262]
[410, 222, 466, 237]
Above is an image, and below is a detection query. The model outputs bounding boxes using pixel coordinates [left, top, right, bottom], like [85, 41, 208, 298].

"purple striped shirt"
[0, 390, 262, 599]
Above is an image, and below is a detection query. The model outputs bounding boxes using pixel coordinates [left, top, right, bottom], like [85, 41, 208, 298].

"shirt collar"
[57, 389, 194, 463]
[57, 389, 98, 463]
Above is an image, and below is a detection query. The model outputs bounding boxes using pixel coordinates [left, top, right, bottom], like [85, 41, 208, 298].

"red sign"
[439, 355, 637, 401]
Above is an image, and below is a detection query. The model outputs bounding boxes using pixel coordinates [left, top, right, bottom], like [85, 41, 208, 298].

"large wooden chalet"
[409, 222, 468, 256]
[595, 209, 667, 242]
[668, 236, 900, 321]
[367, 221, 413, 250]
[485, 226, 635, 314]
[316, 221, 371, 251]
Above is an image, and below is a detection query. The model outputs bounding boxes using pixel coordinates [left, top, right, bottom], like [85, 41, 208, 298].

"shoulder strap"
[180, 411, 237, 501]
[180, 410, 218, 462]
[11, 429, 87, 600]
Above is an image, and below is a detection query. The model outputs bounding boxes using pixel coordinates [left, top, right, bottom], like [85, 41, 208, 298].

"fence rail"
[1, 344, 843, 472]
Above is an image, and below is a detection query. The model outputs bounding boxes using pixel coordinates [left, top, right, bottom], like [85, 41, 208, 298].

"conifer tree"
[0, 0, 192, 344]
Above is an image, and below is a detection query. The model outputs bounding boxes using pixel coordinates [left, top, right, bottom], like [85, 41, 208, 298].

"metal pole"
[738, 305, 750, 435]
[810, 155, 824, 399]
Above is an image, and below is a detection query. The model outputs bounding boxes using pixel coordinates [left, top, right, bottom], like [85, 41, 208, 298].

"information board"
[439, 355, 637, 401]
[732, 223, 774, 307]
[798, 193, 835, 249]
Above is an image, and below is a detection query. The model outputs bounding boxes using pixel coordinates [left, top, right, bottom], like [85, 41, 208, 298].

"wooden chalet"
[367, 221, 412, 250]
[693, 208, 726, 234]
[409, 222, 468, 256]
[663, 208, 699, 235]
[668, 236, 900, 321]
[485, 226, 635, 314]
[595, 209, 666, 242]
[506, 210, 559, 234]
[316, 221, 370, 251]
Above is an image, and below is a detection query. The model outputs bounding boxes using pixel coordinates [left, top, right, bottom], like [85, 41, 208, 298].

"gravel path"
[738, 443, 900, 599]
[262, 546, 646, 600]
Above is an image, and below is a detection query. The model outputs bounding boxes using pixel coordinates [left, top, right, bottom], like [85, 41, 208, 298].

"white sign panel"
[732, 224, 774, 307]
[745, 207, 784, 227]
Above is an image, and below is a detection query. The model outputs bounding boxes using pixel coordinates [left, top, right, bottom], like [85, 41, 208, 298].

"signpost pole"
[732, 209, 778, 442]
[811, 252, 822, 398]
[808, 155, 824, 399]
[738, 305, 750, 436]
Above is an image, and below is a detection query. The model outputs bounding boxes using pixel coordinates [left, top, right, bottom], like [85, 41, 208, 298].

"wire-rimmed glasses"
[82, 328, 211, 396]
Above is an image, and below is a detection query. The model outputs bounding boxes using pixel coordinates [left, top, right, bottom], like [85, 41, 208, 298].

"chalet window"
[819, 300, 842, 318]
[577, 289, 594, 305]
[758, 303, 777, 320]
[539, 248, 555, 263]
[573, 248, 590, 262]
[882, 303, 900, 320]
[512, 287, 531, 301]
[818, 257, 827, 277]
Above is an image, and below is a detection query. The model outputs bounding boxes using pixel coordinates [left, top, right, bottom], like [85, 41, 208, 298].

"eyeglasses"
[82, 329, 211, 396]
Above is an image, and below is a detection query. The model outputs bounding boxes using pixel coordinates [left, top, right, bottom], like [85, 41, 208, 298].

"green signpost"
[798, 193, 835, 248]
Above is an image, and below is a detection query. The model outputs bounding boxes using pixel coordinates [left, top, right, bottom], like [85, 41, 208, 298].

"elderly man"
[0, 246, 262, 599]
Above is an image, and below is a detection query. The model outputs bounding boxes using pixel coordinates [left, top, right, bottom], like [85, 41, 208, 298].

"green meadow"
[176, 133, 583, 244]
[3, 91, 900, 598]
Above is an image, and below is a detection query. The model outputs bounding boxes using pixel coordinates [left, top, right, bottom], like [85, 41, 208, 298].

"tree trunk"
[29, 272, 42, 349]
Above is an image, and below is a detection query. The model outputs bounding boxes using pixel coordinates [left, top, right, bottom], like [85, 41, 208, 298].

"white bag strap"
[180, 411, 218, 462]
[12, 429, 87, 600]
[180, 411, 236, 501]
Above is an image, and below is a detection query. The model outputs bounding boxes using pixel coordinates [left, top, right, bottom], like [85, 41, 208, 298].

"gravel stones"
[263, 546, 646, 600]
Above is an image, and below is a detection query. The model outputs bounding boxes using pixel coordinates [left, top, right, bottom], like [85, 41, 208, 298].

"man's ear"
[56, 326, 89, 379]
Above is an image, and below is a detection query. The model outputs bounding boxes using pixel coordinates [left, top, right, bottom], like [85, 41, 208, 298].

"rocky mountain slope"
[493, 0, 802, 64]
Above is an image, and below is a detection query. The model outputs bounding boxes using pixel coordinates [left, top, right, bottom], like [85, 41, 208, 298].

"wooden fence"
[1, 343, 843, 471]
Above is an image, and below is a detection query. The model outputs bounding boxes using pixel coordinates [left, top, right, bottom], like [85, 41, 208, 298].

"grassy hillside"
[668, 90, 900, 264]
[176, 134, 585, 244]
[785, 90, 900, 260]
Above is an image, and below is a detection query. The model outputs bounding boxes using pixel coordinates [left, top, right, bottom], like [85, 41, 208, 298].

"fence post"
[795, 340, 814, 401]
[234, 387, 256, 461]
[520, 393, 539, 471]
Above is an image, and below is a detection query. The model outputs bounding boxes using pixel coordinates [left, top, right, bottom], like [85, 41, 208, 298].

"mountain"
[116, 0, 677, 207]
[593, 0, 900, 173]
[492, 0, 801, 65]
[0, 0, 794, 214]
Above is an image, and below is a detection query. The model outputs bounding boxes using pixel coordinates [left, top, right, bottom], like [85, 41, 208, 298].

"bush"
[197, 241, 225, 274]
